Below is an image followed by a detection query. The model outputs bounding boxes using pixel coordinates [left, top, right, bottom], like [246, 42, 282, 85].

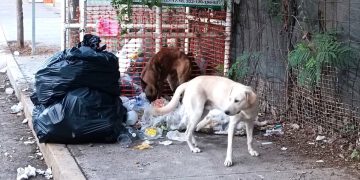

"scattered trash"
[261, 142, 273, 145]
[141, 100, 187, 131]
[134, 141, 153, 150]
[121, 93, 149, 112]
[118, 134, 133, 148]
[166, 130, 186, 142]
[44, 168, 53, 179]
[143, 140, 154, 145]
[14, 51, 20, 56]
[257, 174, 265, 179]
[143, 127, 163, 140]
[263, 124, 283, 136]
[316, 160, 324, 163]
[0, 84, 5, 92]
[22, 119, 28, 124]
[11, 102, 23, 114]
[308, 142, 315, 145]
[339, 154, 345, 159]
[316, 135, 326, 141]
[36, 168, 53, 179]
[159, 140, 173, 146]
[117, 127, 144, 147]
[4, 152, 10, 157]
[274, 124, 282, 129]
[126, 110, 138, 126]
[290, 123, 300, 130]
[0, 67, 6, 73]
[24, 140, 35, 145]
[5, 87, 14, 95]
[281, 147, 288, 151]
[32, 168, 53, 179]
[16, 165, 36, 180]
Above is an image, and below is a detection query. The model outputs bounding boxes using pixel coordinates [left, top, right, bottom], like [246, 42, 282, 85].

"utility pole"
[16, 0, 24, 48]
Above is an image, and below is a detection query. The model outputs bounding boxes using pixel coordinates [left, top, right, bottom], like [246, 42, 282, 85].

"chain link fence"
[231, 0, 360, 134]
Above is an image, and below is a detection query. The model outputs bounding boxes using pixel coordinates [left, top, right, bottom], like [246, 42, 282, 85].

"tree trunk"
[17, 0, 24, 48]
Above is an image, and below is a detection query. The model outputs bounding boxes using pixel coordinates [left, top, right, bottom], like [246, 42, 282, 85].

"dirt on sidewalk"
[0, 73, 48, 180]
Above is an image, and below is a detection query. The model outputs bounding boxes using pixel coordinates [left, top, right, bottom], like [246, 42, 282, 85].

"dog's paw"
[191, 147, 201, 153]
[224, 159, 233, 167]
[248, 149, 259, 156]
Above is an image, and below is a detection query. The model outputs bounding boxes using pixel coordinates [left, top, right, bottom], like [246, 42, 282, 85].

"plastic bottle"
[117, 127, 142, 148]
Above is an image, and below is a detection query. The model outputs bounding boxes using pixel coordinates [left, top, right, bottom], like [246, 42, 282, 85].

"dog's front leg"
[244, 120, 259, 157]
[224, 116, 238, 167]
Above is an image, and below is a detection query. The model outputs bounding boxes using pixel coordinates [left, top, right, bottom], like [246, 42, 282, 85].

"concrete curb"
[0, 26, 86, 180]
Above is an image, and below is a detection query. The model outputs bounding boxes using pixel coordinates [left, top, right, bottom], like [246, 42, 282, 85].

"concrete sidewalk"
[0, 1, 359, 180]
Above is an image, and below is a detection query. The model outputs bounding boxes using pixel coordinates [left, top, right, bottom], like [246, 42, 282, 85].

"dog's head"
[224, 85, 257, 116]
[140, 62, 161, 102]
[140, 78, 158, 102]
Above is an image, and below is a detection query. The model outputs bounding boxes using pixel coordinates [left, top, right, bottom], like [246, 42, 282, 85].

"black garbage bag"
[34, 36, 120, 106]
[32, 88, 127, 144]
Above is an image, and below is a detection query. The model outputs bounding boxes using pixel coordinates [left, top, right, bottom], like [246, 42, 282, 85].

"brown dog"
[140, 47, 193, 102]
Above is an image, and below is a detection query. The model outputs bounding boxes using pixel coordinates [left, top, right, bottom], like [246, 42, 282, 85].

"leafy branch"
[288, 32, 352, 88]
[229, 52, 262, 81]
[111, 0, 162, 21]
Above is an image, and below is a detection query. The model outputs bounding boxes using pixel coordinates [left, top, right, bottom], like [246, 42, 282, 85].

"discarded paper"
[22, 119, 28, 124]
[159, 140, 173, 146]
[17, 165, 36, 180]
[11, 102, 23, 114]
[316, 135, 326, 141]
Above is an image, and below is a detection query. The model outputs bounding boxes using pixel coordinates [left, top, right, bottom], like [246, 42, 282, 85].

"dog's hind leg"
[190, 109, 209, 147]
[185, 111, 204, 153]
[244, 120, 259, 157]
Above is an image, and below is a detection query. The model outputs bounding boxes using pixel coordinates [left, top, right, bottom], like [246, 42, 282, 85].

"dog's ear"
[245, 90, 257, 105]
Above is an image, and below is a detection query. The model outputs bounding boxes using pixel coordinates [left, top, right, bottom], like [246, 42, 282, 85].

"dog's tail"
[152, 82, 188, 115]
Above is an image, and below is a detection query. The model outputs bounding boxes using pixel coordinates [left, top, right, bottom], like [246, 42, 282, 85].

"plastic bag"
[32, 88, 127, 144]
[34, 45, 120, 106]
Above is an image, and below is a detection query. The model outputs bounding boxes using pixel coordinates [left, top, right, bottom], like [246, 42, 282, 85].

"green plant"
[111, 0, 162, 20]
[350, 149, 360, 161]
[288, 32, 351, 88]
[229, 52, 261, 81]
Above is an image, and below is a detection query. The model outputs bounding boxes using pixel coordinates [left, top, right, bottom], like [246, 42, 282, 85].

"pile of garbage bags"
[31, 34, 127, 144]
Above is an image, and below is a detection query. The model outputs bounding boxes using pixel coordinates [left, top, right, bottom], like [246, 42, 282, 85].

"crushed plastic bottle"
[117, 134, 132, 148]
[117, 127, 143, 147]
[263, 124, 284, 137]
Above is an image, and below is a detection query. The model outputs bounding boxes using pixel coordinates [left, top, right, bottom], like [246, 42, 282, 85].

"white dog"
[152, 75, 259, 166]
